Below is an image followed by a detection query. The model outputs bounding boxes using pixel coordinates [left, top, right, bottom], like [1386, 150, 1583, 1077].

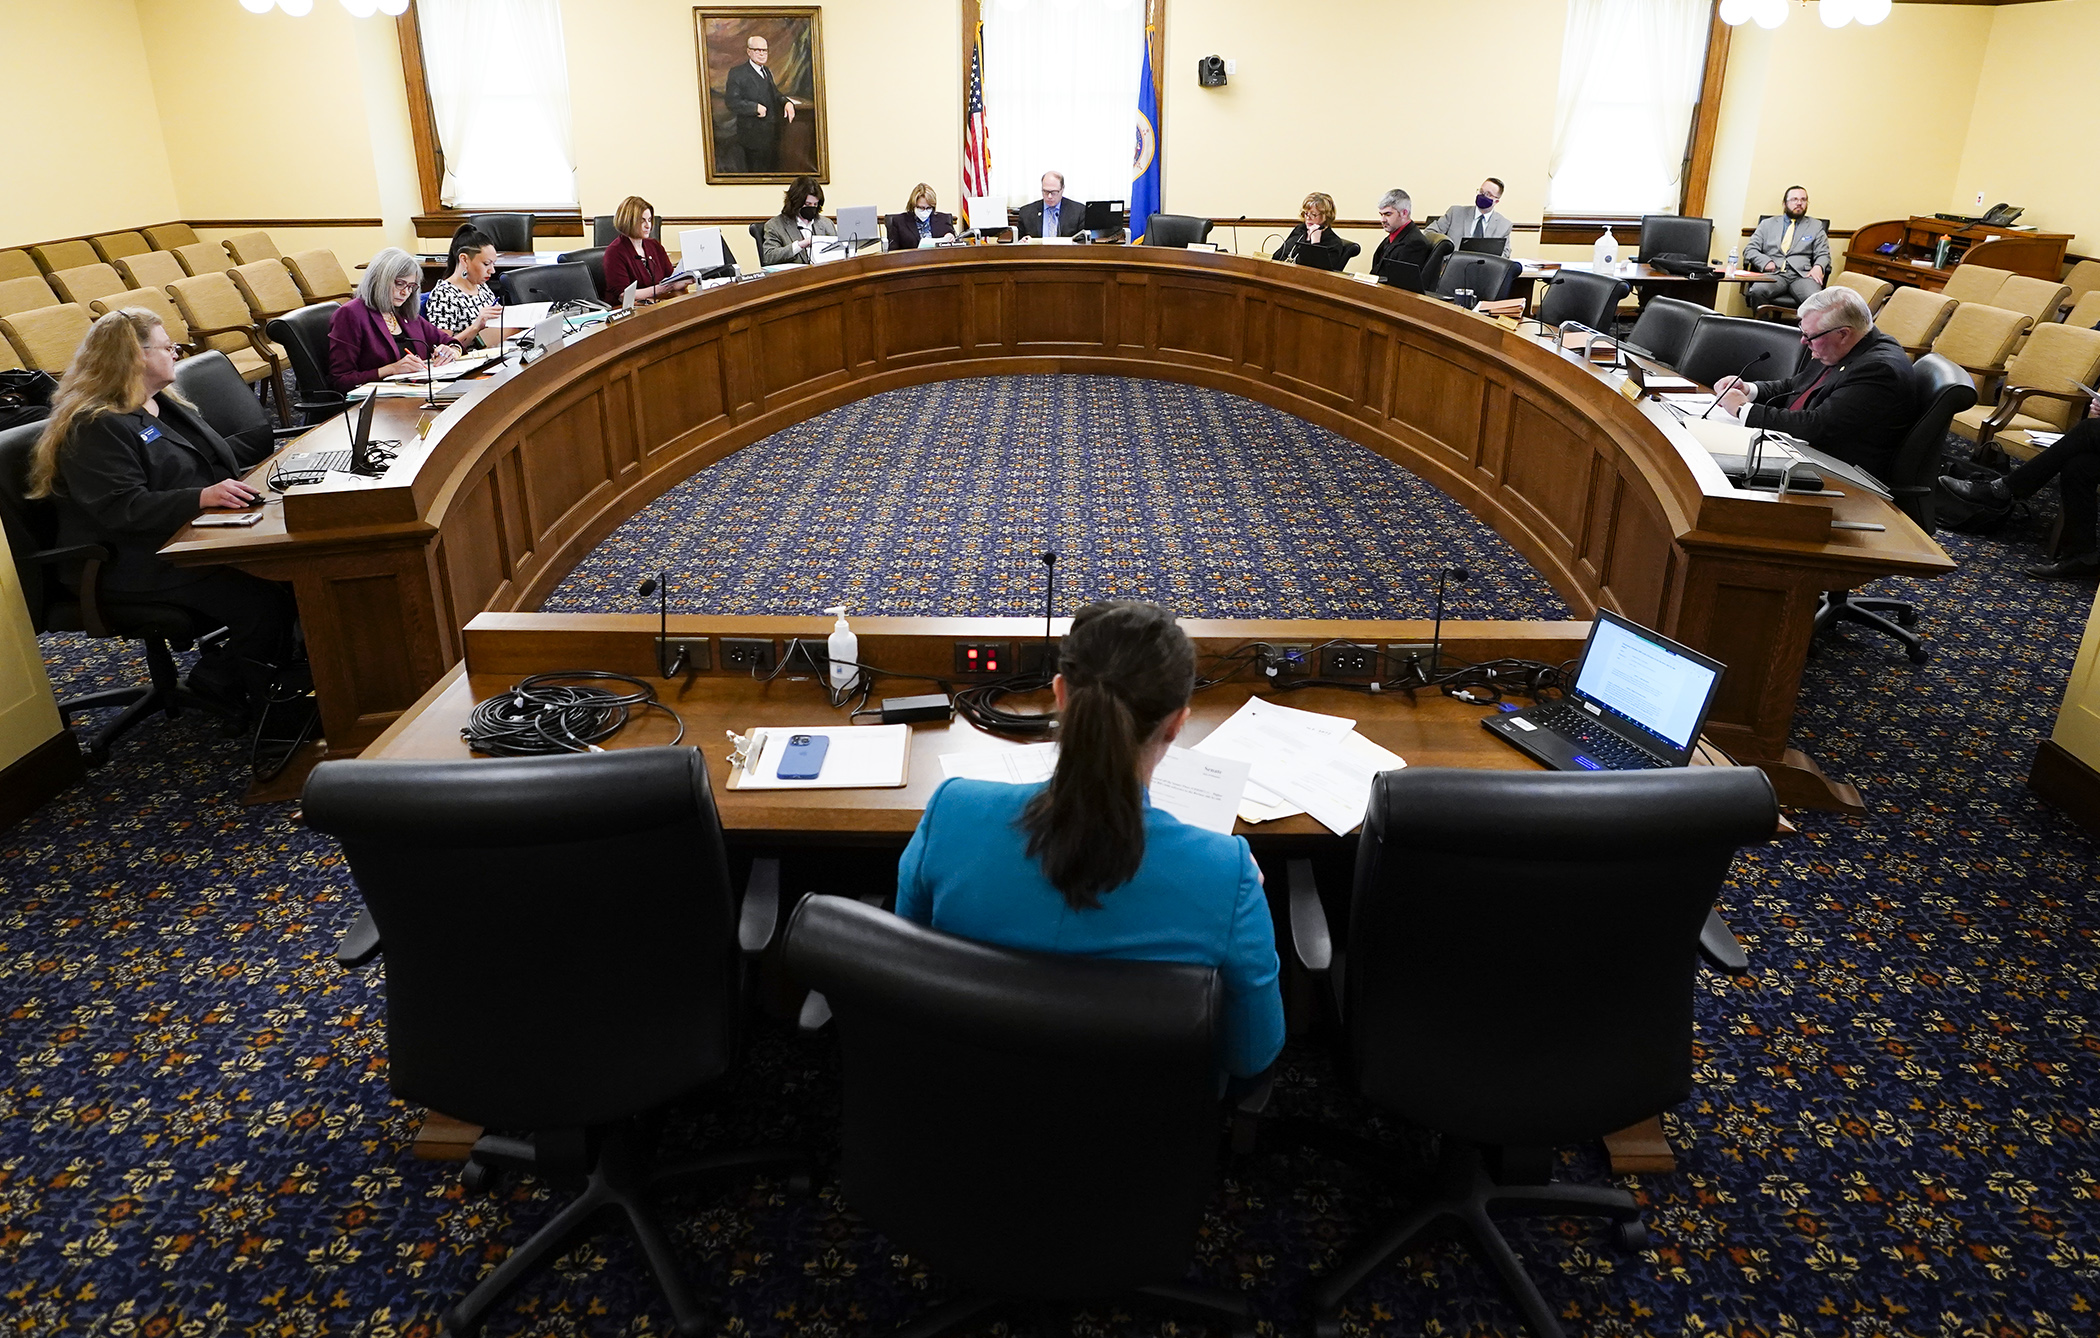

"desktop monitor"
[1084, 199, 1127, 235]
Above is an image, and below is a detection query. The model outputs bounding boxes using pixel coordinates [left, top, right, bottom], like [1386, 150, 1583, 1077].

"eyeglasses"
[1800, 325, 1846, 345]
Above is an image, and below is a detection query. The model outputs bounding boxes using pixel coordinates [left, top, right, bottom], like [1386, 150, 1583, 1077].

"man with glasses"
[1744, 186, 1831, 312]
[1713, 286, 1912, 478]
[1019, 171, 1086, 239]
[726, 33, 797, 173]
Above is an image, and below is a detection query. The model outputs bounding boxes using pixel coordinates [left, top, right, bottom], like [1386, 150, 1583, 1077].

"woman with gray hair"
[327, 247, 463, 391]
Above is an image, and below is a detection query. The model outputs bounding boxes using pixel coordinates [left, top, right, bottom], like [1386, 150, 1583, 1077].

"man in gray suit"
[1430, 177, 1513, 258]
[1744, 186, 1832, 310]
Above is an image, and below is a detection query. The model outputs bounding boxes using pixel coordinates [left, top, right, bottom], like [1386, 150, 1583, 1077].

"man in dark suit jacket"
[1715, 286, 1913, 479]
[725, 34, 796, 172]
[1370, 188, 1433, 288]
[1017, 172, 1087, 239]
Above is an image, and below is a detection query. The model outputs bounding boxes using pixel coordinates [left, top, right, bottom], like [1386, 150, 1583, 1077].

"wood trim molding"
[412, 211, 585, 239]
[397, 1, 444, 215]
[2028, 738, 2100, 838]
[1681, 2, 1731, 218]
[187, 217, 385, 229]
[0, 728, 84, 832]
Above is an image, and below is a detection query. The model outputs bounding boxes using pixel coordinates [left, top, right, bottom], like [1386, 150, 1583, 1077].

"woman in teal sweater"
[896, 600, 1285, 1078]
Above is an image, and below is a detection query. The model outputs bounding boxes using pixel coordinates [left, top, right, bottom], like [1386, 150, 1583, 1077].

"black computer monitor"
[1084, 199, 1127, 235]
[1291, 244, 1349, 273]
[1376, 257, 1427, 293]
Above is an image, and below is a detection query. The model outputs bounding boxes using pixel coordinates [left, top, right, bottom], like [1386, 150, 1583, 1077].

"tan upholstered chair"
[166, 273, 289, 419]
[142, 223, 200, 251]
[1951, 322, 2100, 461]
[1995, 275, 2074, 328]
[2061, 259, 2100, 317]
[2066, 291, 2100, 331]
[0, 275, 59, 318]
[223, 231, 281, 265]
[1940, 263, 2012, 306]
[1928, 303, 2033, 392]
[0, 304, 95, 372]
[0, 250, 41, 282]
[229, 259, 306, 325]
[29, 239, 98, 275]
[0, 335, 22, 372]
[1875, 286, 1958, 356]
[174, 241, 235, 276]
[47, 263, 130, 308]
[284, 249, 356, 304]
[89, 288, 194, 350]
[115, 250, 187, 293]
[90, 232, 151, 264]
[1832, 270, 1893, 313]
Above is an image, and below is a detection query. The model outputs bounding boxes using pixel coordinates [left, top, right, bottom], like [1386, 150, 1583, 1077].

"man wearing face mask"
[1430, 178, 1513, 258]
[762, 175, 838, 265]
[887, 183, 957, 252]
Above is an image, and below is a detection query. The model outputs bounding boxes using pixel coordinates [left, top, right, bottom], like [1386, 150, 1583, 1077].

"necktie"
[1779, 218, 1796, 257]
[1473, 212, 1486, 238]
[1787, 366, 1830, 412]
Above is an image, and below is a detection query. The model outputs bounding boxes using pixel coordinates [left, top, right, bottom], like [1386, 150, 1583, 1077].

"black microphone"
[1430, 566, 1469, 680]
[1702, 350, 1772, 419]
[1036, 549, 1059, 681]
[638, 574, 688, 677]
[1450, 256, 1487, 306]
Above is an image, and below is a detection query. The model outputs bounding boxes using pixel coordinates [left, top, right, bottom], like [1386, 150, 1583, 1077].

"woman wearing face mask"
[761, 175, 837, 266]
[885, 183, 956, 252]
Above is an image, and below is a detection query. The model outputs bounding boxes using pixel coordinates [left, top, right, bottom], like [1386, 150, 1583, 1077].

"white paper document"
[732, 725, 911, 789]
[1262, 730, 1407, 836]
[936, 743, 1251, 836]
[1188, 697, 1356, 817]
[939, 744, 1058, 785]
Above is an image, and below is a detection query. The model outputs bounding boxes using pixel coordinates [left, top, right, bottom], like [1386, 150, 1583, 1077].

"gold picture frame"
[695, 7, 829, 184]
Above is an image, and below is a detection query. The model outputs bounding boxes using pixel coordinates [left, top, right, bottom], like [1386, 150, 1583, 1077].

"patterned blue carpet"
[5, 376, 2098, 1336]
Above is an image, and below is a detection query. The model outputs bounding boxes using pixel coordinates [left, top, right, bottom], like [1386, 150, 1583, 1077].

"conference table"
[1514, 259, 1765, 313]
[161, 243, 1954, 811]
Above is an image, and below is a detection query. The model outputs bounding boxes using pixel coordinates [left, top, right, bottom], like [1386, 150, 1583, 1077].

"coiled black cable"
[462, 671, 685, 756]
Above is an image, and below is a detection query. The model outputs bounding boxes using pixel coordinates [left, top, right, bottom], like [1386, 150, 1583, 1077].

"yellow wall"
[1956, 0, 2100, 249]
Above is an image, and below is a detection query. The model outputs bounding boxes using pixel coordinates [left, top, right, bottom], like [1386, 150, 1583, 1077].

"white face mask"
[914, 207, 932, 221]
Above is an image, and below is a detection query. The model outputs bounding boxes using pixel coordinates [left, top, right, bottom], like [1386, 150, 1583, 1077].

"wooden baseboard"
[2028, 738, 2100, 837]
[0, 727, 85, 831]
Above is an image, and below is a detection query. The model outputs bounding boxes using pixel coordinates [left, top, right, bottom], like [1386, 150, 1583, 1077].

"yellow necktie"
[1778, 219, 1796, 256]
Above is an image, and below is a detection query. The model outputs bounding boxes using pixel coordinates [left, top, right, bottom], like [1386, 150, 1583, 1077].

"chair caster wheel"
[459, 1158, 498, 1193]
[1895, 608, 1918, 628]
[1315, 1313, 1344, 1338]
[1615, 1219, 1651, 1252]
[1907, 647, 1929, 665]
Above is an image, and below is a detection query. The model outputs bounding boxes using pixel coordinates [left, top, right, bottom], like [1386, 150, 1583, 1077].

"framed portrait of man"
[695, 7, 828, 184]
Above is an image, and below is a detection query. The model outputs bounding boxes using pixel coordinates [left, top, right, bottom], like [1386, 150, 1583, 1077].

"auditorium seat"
[229, 259, 307, 326]
[1876, 286, 1958, 357]
[0, 276, 58, 318]
[89, 289, 194, 351]
[0, 338, 21, 373]
[1832, 271, 1893, 313]
[90, 231, 151, 265]
[1994, 274, 2073, 330]
[174, 241, 236, 276]
[115, 250, 188, 293]
[47, 263, 129, 309]
[0, 304, 95, 372]
[284, 250, 355, 305]
[223, 231, 281, 265]
[142, 223, 199, 251]
[166, 273, 289, 419]
[0, 250, 39, 282]
[1940, 263, 2012, 306]
[1928, 303, 2032, 391]
[2062, 259, 2100, 319]
[1950, 322, 2100, 460]
[2067, 291, 2100, 331]
[29, 239, 97, 275]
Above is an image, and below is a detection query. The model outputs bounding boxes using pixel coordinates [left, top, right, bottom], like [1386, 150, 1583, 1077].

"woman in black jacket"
[1273, 191, 1350, 270]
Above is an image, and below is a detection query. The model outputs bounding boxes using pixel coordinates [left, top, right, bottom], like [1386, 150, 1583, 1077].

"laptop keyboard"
[278, 449, 353, 474]
[1532, 702, 1666, 770]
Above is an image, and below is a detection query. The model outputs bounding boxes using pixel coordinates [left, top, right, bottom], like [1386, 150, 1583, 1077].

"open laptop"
[1483, 610, 1725, 771]
[1375, 256, 1427, 292]
[1287, 240, 1349, 272]
[1457, 236, 1506, 255]
[279, 386, 380, 477]
[1084, 199, 1128, 238]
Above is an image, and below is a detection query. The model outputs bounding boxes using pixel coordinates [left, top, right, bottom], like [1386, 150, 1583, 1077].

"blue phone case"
[776, 733, 830, 780]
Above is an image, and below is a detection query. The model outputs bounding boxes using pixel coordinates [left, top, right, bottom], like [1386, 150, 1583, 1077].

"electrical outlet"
[655, 636, 711, 672]
[1319, 643, 1379, 678]
[720, 637, 777, 673]
[954, 641, 1013, 676]
[1385, 643, 1434, 679]
[1225, 58, 1237, 75]
[1974, 190, 1986, 207]
[1260, 643, 1313, 678]
[1018, 638, 1062, 677]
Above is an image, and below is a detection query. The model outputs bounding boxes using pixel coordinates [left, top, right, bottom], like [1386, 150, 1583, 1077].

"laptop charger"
[880, 693, 954, 724]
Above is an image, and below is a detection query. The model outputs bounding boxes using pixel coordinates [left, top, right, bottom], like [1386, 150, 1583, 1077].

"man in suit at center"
[1713, 286, 1911, 479]
[1430, 177, 1513, 258]
[1018, 172, 1087, 239]
[1743, 186, 1831, 311]
[726, 33, 797, 173]
[1371, 188, 1434, 288]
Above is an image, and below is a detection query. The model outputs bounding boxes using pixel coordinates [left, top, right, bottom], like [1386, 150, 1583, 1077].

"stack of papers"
[1187, 698, 1405, 835]
[938, 743, 1251, 836]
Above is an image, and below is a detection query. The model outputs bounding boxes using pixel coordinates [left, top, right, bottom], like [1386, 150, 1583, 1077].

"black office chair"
[1675, 312, 1805, 390]
[1285, 766, 1778, 1338]
[1435, 252, 1523, 303]
[1421, 234, 1456, 291]
[263, 301, 348, 424]
[1620, 295, 1706, 366]
[507, 261, 600, 306]
[556, 246, 608, 301]
[780, 894, 1254, 1338]
[1812, 352, 1975, 664]
[593, 214, 619, 247]
[465, 212, 535, 253]
[0, 422, 227, 766]
[1747, 214, 1829, 322]
[1536, 268, 1630, 333]
[301, 748, 802, 1338]
[1143, 213, 1214, 248]
[173, 350, 303, 463]
[749, 220, 769, 265]
[1636, 214, 1715, 264]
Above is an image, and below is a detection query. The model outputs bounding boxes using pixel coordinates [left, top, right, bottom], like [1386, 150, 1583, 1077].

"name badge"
[138, 424, 162, 443]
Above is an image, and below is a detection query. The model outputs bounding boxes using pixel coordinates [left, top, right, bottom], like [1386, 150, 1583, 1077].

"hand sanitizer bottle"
[1594, 228, 1620, 269]
[825, 605, 858, 692]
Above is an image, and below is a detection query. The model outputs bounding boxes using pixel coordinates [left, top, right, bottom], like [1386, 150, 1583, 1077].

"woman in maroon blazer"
[602, 196, 695, 302]
[328, 248, 463, 392]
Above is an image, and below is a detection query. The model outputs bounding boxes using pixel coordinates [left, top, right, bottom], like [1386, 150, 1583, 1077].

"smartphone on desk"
[776, 733, 830, 780]
[192, 511, 263, 527]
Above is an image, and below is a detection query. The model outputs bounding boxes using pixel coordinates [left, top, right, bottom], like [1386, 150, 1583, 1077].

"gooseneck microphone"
[1702, 350, 1772, 419]
[638, 574, 688, 677]
[1430, 565, 1470, 680]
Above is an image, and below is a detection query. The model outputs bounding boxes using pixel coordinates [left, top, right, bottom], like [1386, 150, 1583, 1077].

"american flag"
[961, 20, 990, 228]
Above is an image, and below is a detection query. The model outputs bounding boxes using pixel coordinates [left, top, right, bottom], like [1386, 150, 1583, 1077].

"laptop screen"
[1571, 612, 1724, 753]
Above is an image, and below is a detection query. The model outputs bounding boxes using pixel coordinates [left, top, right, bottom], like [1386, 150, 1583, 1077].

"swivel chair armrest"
[30, 541, 111, 570]
[188, 321, 282, 372]
[737, 856, 780, 954]
[1286, 858, 1332, 973]
[30, 542, 114, 634]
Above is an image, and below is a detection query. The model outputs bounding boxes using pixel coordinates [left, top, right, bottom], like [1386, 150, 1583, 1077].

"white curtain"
[1545, 0, 1711, 215]
[983, 0, 1145, 210]
[422, 0, 577, 208]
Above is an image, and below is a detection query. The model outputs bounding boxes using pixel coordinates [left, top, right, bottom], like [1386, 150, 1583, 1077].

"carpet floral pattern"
[3, 376, 2096, 1336]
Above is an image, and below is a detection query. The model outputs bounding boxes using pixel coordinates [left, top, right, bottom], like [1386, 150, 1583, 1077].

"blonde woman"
[28, 309, 296, 715]
[1273, 192, 1348, 269]
[602, 195, 694, 301]
[885, 183, 956, 252]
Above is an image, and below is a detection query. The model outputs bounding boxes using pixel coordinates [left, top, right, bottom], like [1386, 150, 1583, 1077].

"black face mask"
[799, 205, 820, 221]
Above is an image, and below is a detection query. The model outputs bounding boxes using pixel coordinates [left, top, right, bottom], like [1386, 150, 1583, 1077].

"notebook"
[1482, 610, 1724, 771]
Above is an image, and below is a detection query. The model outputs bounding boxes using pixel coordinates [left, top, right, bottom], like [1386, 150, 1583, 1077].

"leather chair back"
[509, 262, 600, 306]
[593, 214, 619, 247]
[265, 302, 343, 413]
[1623, 296, 1707, 366]
[1676, 312, 1806, 388]
[1434, 252, 1523, 302]
[1143, 213, 1214, 248]
[1536, 268, 1628, 330]
[1892, 353, 1977, 532]
[1421, 235, 1456, 290]
[467, 213, 536, 253]
[1636, 214, 1714, 263]
[1345, 766, 1777, 1147]
[301, 748, 744, 1130]
[0, 422, 61, 623]
[174, 350, 274, 461]
[781, 894, 1224, 1298]
[556, 246, 609, 301]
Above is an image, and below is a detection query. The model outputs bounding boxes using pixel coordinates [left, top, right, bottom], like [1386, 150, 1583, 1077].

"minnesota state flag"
[1131, 31, 1161, 243]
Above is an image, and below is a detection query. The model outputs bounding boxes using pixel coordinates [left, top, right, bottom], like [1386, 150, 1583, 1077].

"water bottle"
[1724, 245, 1739, 273]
